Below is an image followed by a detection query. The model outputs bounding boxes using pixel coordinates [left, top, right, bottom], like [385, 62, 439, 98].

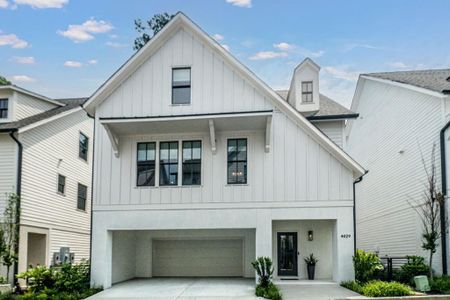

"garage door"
[152, 239, 243, 277]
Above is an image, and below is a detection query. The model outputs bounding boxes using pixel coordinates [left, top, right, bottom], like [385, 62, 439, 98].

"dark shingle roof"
[0, 97, 87, 132]
[276, 90, 358, 120]
[365, 69, 450, 94]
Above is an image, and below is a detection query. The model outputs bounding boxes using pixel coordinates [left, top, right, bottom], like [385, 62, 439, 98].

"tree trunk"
[429, 252, 433, 279]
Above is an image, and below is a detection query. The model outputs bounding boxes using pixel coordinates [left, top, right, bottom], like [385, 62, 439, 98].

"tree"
[133, 13, 175, 51]
[1, 193, 20, 282]
[0, 76, 11, 86]
[408, 144, 446, 279]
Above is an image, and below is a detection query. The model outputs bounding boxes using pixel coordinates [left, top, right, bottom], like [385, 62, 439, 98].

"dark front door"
[277, 232, 298, 276]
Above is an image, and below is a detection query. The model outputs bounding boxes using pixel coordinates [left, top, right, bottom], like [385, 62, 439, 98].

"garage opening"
[111, 229, 255, 284]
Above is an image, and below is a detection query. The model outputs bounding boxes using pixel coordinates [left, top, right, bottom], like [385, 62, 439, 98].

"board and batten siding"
[19, 109, 92, 260]
[347, 79, 445, 272]
[313, 121, 345, 148]
[0, 134, 17, 216]
[14, 92, 57, 121]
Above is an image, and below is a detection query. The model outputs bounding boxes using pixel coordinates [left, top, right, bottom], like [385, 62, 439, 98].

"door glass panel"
[278, 232, 298, 276]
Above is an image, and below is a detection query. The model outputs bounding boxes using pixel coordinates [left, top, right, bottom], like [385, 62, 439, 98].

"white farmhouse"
[347, 69, 450, 274]
[84, 13, 365, 288]
[0, 85, 92, 283]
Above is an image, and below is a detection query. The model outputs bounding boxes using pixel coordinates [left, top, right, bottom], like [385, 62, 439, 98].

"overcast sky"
[1, 0, 449, 107]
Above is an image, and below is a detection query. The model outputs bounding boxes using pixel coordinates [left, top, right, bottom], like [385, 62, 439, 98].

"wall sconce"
[308, 230, 313, 241]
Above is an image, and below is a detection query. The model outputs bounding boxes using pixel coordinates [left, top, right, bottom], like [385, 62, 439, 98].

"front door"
[277, 232, 298, 276]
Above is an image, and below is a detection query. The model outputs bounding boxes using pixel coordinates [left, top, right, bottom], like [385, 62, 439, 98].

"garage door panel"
[153, 239, 243, 277]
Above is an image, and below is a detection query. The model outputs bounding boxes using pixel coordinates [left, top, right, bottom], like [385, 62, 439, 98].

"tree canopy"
[0, 76, 11, 86]
[133, 13, 175, 51]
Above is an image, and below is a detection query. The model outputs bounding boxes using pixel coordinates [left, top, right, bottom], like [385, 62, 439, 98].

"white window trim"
[170, 65, 192, 106]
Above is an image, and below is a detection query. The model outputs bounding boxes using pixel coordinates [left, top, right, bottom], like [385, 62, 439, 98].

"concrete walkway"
[87, 278, 360, 300]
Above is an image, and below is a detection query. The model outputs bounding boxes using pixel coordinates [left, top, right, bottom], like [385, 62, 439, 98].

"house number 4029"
[341, 234, 351, 239]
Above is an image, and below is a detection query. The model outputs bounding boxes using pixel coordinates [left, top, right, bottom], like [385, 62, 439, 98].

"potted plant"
[304, 253, 318, 280]
[0, 276, 11, 294]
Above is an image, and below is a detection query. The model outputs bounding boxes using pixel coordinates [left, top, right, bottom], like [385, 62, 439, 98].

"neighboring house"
[84, 13, 365, 289]
[346, 69, 450, 274]
[0, 85, 93, 282]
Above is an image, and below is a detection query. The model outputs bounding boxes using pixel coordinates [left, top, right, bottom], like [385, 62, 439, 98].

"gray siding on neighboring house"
[14, 92, 57, 121]
[347, 78, 445, 272]
[0, 134, 17, 216]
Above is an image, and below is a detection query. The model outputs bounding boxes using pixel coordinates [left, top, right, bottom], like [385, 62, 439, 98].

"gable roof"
[0, 85, 65, 107]
[276, 91, 358, 120]
[0, 98, 86, 133]
[83, 12, 365, 177]
[364, 69, 450, 95]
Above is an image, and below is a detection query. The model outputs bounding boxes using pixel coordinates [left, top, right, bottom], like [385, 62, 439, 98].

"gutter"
[306, 113, 359, 121]
[353, 170, 368, 256]
[439, 120, 450, 275]
[8, 130, 22, 288]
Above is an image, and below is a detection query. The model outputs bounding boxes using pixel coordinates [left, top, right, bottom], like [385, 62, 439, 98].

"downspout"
[8, 130, 22, 288]
[439, 120, 450, 275]
[353, 170, 368, 256]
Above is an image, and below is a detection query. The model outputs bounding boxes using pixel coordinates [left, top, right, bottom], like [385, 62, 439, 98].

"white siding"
[14, 91, 57, 121]
[19, 109, 93, 262]
[0, 134, 17, 216]
[347, 79, 444, 272]
[50, 229, 90, 264]
[313, 120, 345, 148]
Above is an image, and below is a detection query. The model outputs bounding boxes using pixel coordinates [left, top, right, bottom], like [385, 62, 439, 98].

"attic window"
[301, 81, 313, 103]
[0, 99, 8, 119]
[172, 67, 191, 105]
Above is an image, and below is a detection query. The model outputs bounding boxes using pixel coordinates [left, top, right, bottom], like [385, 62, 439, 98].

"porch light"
[308, 230, 313, 241]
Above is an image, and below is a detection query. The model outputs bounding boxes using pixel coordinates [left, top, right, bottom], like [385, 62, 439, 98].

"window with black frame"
[301, 81, 313, 103]
[77, 183, 87, 211]
[172, 67, 191, 105]
[227, 138, 247, 184]
[160, 141, 179, 186]
[0, 99, 8, 119]
[57, 174, 66, 194]
[79, 132, 89, 161]
[182, 141, 201, 185]
[137, 142, 156, 186]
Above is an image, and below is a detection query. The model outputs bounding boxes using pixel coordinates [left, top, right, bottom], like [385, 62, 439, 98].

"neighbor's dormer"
[0, 85, 63, 123]
[287, 58, 321, 112]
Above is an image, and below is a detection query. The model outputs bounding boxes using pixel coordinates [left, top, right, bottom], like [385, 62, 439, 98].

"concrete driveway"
[88, 278, 360, 300]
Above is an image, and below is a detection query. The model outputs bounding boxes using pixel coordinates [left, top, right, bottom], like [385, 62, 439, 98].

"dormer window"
[172, 67, 191, 105]
[0, 99, 8, 119]
[301, 81, 313, 103]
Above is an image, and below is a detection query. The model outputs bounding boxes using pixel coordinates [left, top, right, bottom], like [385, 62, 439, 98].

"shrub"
[397, 256, 429, 285]
[53, 261, 90, 293]
[255, 283, 282, 300]
[17, 266, 56, 293]
[251, 257, 274, 289]
[430, 276, 450, 294]
[353, 250, 384, 283]
[340, 280, 363, 294]
[361, 281, 413, 297]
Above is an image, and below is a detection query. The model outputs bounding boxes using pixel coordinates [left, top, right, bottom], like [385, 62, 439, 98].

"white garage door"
[152, 239, 243, 277]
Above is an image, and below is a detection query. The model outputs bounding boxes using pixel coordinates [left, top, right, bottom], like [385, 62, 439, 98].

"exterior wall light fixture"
[308, 230, 313, 241]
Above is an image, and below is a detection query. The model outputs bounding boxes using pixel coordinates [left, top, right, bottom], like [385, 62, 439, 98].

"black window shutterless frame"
[57, 174, 66, 194]
[182, 140, 202, 185]
[159, 141, 179, 186]
[0, 99, 8, 119]
[77, 183, 87, 211]
[136, 142, 156, 187]
[227, 138, 247, 184]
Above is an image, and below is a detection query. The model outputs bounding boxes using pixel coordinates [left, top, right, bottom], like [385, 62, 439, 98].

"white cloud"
[0, 33, 28, 48]
[221, 44, 230, 51]
[213, 34, 224, 41]
[13, 0, 67, 8]
[226, 0, 251, 8]
[323, 66, 360, 82]
[12, 75, 35, 82]
[87, 59, 97, 65]
[106, 41, 127, 48]
[250, 51, 288, 60]
[12, 56, 35, 64]
[388, 61, 409, 69]
[64, 60, 83, 68]
[58, 18, 113, 43]
[273, 42, 293, 51]
[0, 0, 9, 8]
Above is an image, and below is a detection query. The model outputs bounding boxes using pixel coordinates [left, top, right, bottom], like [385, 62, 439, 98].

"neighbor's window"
[227, 138, 247, 184]
[160, 141, 179, 186]
[172, 67, 191, 105]
[182, 141, 201, 185]
[77, 183, 87, 211]
[79, 132, 89, 161]
[301, 81, 313, 103]
[137, 142, 156, 187]
[57, 174, 66, 194]
[0, 99, 8, 119]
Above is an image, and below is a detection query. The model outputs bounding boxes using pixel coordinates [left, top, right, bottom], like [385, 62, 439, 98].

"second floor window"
[77, 183, 87, 211]
[79, 132, 88, 161]
[182, 141, 201, 185]
[227, 138, 247, 184]
[57, 174, 66, 194]
[172, 67, 191, 105]
[301, 81, 313, 103]
[137, 142, 156, 186]
[0, 99, 8, 119]
[160, 141, 179, 186]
